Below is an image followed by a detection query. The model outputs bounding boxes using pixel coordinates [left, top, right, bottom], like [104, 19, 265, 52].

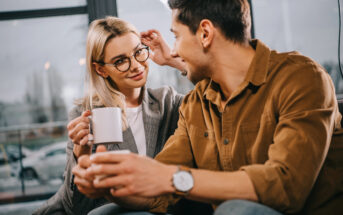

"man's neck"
[211, 40, 255, 100]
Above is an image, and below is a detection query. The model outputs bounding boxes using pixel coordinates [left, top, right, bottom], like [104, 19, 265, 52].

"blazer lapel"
[105, 127, 138, 154]
[142, 88, 162, 158]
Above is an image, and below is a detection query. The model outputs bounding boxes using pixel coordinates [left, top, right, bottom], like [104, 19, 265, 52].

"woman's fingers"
[67, 111, 91, 130]
[68, 114, 91, 145]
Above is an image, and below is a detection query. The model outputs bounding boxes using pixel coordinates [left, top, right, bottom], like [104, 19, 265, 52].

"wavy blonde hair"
[77, 16, 140, 130]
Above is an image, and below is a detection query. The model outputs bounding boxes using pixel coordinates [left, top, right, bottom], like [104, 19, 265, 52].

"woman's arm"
[141, 29, 186, 73]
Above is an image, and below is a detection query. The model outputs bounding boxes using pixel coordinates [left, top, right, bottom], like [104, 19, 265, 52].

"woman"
[34, 16, 185, 215]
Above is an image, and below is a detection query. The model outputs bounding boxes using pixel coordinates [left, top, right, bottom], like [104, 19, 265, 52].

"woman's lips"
[128, 71, 144, 81]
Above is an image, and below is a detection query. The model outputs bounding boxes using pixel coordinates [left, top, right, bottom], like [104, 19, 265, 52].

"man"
[75, 0, 343, 214]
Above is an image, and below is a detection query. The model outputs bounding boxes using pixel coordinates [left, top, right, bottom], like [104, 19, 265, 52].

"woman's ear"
[198, 19, 214, 49]
[93, 62, 109, 78]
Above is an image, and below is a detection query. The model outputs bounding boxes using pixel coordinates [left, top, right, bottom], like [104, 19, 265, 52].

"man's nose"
[171, 44, 179, 58]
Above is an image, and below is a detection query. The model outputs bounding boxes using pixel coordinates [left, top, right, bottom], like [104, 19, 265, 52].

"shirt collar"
[203, 79, 222, 106]
[203, 39, 271, 105]
[245, 39, 271, 86]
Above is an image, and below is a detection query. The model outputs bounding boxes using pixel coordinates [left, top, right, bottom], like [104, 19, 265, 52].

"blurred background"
[0, 0, 342, 214]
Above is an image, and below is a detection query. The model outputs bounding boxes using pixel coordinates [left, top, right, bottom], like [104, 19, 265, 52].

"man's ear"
[93, 62, 109, 78]
[198, 19, 214, 49]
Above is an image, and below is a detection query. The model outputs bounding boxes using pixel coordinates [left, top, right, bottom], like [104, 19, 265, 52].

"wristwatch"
[172, 166, 194, 196]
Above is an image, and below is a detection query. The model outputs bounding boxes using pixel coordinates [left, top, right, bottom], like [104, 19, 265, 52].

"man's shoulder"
[269, 50, 329, 86]
[271, 50, 324, 73]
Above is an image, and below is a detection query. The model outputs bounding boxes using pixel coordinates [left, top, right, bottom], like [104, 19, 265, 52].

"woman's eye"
[136, 49, 143, 55]
[114, 58, 125, 66]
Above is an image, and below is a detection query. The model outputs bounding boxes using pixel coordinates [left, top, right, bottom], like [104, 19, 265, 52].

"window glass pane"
[117, 0, 193, 94]
[0, 0, 87, 12]
[0, 15, 87, 126]
[252, 0, 343, 95]
[0, 14, 88, 211]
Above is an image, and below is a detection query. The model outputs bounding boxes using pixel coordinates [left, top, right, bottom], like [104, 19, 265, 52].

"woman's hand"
[67, 110, 93, 158]
[141, 29, 186, 72]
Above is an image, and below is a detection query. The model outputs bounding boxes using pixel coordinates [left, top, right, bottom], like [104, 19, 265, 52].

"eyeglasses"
[97, 46, 149, 72]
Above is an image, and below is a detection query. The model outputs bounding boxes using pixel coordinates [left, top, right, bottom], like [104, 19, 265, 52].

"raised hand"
[141, 29, 186, 72]
[141, 29, 171, 66]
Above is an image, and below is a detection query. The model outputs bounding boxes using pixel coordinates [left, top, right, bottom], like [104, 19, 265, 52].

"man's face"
[170, 10, 210, 84]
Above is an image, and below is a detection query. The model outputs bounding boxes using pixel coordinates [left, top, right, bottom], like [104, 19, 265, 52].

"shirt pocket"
[188, 125, 220, 170]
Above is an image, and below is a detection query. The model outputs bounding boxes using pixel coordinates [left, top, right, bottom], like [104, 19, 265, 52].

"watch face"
[173, 171, 194, 192]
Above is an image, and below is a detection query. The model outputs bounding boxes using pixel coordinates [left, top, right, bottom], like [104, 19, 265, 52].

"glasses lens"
[115, 58, 130, 72]
[135, 47, 149, 62]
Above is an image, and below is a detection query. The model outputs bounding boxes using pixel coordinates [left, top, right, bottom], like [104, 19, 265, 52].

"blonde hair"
[77, 16, 140, 130]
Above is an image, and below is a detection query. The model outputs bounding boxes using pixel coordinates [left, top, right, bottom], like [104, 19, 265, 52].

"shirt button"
[223, 138, 229, 145]
[204, 132, 208, 137]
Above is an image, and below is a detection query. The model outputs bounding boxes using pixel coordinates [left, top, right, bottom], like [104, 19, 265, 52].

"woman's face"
[100, 32, 149, 91]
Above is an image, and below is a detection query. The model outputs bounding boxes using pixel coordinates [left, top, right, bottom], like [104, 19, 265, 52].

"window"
[0, 0, 86, 12]
[252, 0, 343, 96]
[0, 1, 88, 212]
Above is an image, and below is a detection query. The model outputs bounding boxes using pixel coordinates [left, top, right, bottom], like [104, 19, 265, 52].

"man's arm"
[87, 112, 258, 209]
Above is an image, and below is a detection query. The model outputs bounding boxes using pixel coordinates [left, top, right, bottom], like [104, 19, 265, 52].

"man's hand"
[87, 145, 177, 198]
[72, 147, 109, 199]
[67, 111, 93, 158]
[141, 29, 186, 72]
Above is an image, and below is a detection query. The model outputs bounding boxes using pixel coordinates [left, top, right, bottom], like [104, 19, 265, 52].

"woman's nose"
[130, 57, 141, 72]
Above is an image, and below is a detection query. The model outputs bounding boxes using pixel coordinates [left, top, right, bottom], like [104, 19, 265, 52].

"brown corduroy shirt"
[150, 40, 343, 214]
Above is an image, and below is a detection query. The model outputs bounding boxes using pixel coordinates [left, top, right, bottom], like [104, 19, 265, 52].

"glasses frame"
[96, 46, 150, 72]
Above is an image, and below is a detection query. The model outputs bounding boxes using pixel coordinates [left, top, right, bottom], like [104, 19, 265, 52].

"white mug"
[91, 107, 123, 144]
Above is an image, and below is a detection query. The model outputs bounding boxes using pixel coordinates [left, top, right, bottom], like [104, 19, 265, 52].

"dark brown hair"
[168, 0, 251, 44]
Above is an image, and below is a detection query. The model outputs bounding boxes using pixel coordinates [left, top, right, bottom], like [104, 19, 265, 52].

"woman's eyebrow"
[109, 43, 141, 62]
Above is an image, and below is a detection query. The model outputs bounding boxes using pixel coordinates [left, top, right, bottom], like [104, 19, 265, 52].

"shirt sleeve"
[240, 65, 338, 213]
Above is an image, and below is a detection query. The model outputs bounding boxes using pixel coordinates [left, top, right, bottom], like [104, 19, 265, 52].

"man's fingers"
[110, 186, 134, 197]
[90, 152, 134, 164]
[87, 163, 126, 177]
[93, 174, 130, 189]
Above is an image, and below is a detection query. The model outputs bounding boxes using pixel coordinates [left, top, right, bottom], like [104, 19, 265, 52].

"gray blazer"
[33, 86, 183, 215]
